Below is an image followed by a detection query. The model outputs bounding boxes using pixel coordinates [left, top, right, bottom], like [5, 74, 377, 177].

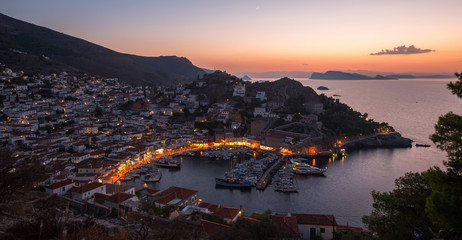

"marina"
[144, 168, 162, 183]
[273, 168, 298, 192]
[256, 156, 287, 190]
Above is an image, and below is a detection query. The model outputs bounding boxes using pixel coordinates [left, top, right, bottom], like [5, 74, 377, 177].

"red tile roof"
[200, 219, 231, 236]
[105, 192, 135, 204]
[272, 215, 300, 238]
[155, 186, 197, 205]
[239, 216, 260, 223]
[70, 182, 103, 194]
[136, 187, 160, 196]
[94, 193, 108, 204]
[46, 179, 74, 190]
[105, 183, 134, 195]
[291, 213, 338, 226]
[199, 202, 240, 220]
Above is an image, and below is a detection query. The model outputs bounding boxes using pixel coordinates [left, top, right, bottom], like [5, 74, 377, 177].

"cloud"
[370, 45, 434, 55]
[302, 63, 309, 66]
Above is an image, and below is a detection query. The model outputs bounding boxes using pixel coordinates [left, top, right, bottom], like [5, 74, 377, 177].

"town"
[0, 63, 373, 239]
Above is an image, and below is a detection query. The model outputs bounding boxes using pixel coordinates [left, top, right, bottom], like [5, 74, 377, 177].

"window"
[62, 187, 65, 191]
[320, 228, 325, 233]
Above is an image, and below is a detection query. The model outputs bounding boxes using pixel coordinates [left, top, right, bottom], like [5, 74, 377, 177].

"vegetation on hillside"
[0, 13, 205, 86]
[319, 94, 393, 137]
[363, 73, 462, 239]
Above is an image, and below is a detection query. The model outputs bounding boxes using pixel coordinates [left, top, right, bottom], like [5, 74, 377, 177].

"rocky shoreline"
[342, 132, 413, 150]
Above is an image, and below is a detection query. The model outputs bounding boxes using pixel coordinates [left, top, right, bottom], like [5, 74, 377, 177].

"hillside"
[0, 13, 205, 86]
[190, 72, 319, 105]
[310, 71, 393, 80]
[246, 77, 318, 103]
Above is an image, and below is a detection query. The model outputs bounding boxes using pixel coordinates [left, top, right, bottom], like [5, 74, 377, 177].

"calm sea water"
[131, 78, 461, 228]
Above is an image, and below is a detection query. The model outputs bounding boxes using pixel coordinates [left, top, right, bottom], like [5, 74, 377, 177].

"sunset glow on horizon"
[2, 0, 462, 75]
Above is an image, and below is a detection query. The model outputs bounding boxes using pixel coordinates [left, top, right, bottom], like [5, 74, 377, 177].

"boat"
[289, 160, 326, 175]
[144, 169, 162, 183]
[119, 175, 133, 181]
[416, 144, 431, 148]
[215, 178, 254, 188]
[275, 184, 298, 193]
[156, 156, 181, 169]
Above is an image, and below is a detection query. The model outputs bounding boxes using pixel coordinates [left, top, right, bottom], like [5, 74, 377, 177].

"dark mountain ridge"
[0, 13, 205, 86]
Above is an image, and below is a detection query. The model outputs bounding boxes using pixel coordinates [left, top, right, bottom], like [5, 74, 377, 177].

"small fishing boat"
[415, 144, 431, 148]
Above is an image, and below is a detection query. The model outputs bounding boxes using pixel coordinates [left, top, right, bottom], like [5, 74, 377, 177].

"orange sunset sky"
[2, 0, 462, 74]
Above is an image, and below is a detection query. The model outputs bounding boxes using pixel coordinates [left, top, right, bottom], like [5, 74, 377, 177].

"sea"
[128, 78, 461, 228]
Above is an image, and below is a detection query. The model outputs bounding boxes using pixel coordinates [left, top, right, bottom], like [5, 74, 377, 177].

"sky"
[1, 0, 462, 74]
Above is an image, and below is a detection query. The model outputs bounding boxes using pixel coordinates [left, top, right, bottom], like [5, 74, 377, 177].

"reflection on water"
[124, 79, 457, 228]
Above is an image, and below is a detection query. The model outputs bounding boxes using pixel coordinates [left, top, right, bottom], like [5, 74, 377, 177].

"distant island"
[241, 75, 252, 80]
[310, 71, 393, 80]
[317, 86, 329, 90]
[385, 74, 455, 79]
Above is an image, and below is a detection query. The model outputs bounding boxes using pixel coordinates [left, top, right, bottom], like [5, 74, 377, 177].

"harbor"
[256, 156, 287, 190]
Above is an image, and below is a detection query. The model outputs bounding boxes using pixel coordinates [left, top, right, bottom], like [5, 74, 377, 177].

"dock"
[256, 156, 287, 190]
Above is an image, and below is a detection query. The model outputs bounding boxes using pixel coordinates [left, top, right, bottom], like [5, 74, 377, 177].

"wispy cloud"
[302, 63, 309, 66]
[370, 45, 434, 55]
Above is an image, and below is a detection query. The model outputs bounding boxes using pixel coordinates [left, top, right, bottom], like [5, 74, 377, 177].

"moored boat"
[415, 144, 431, 148]
[289, 160, 326, 175]
[144, 168, 162, 183]
[215, 178, 254, 188]
[156, 156, 181, 169]
[275, 185, 298, 192]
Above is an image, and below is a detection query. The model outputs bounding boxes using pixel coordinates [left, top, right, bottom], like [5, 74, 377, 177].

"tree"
[426, 73, 462, 236]
[287, 94, 305, 113]
[94, 106, 103, 117]
[362, 171, 435, 240]
[0, 151, 44, 205]
[364, 73, 462, 239]
[430, 74, 462, 177]
[292, 113, 302, 122]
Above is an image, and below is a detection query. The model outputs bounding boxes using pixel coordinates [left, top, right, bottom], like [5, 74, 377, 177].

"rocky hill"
[247, 77, 318, 103]
[0, 13, 205, 86]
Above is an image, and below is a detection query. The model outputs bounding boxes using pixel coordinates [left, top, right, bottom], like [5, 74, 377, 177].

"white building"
[253, 107, 269, 117]
[292, 213, 337, 240]
[255, 91, 267, 101]
[70, 182, 106, 201]
[45, 179, 76, 196]
[233, 85, 246, 97]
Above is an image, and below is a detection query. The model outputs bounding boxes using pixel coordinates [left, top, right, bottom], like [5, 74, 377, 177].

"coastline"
[342, 133, 413, 150]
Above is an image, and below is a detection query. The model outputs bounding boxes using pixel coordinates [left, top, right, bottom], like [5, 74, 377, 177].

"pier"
[256, 156, 287, 190]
